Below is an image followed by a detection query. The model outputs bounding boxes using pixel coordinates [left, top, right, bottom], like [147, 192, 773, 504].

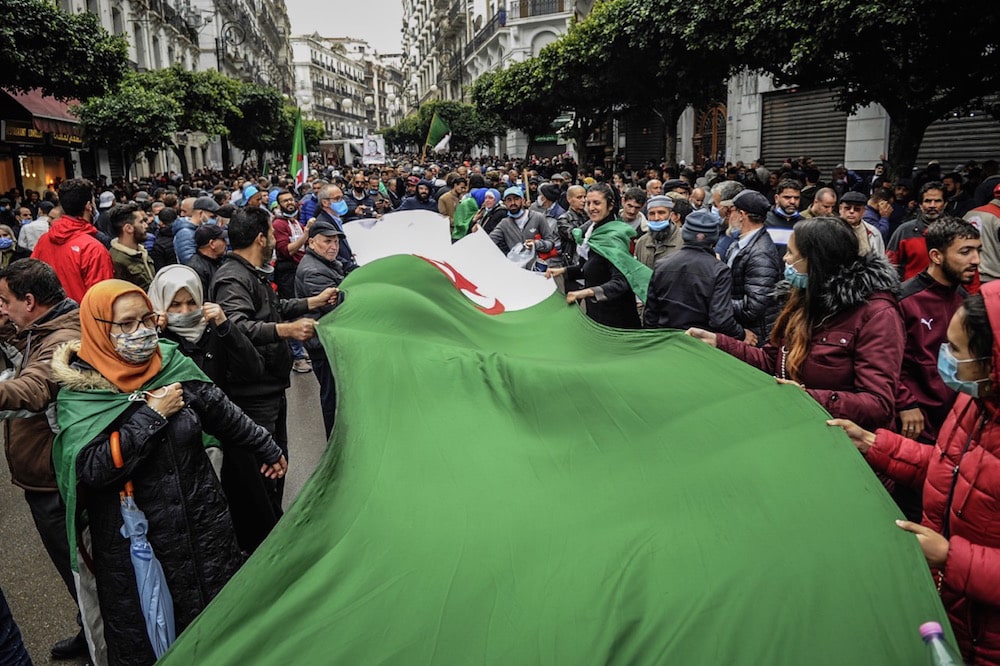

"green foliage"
[226, 84, 286, 162]
[302, 118, 326, 152]
[682, 0, 1000, 176]
[0, 0, 128, 100]
[73, 74, 180, 164]
[384, 100, 503, 153]
[142, 66, 242, 137]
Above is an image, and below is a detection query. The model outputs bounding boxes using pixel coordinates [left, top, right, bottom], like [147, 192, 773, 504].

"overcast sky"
[285, 0, 404, 54]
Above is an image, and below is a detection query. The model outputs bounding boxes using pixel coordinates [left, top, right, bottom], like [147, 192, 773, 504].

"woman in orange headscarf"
[52, 280, 286, 666]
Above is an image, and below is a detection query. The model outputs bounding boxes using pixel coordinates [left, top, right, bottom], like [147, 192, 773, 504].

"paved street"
[0, 371, 329, 664]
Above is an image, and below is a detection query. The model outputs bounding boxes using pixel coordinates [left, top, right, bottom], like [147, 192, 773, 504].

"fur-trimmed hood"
[774, 252, 900, 315]
[50, 339, 119, 393]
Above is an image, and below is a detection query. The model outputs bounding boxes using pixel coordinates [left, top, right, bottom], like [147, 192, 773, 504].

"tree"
[143, 66, 242, 176]
[0, 0, 127, 100]
[471, 62, 556, 142]
[684, 0, 1000, 177]
[227, 83, 285, 168]
[73, 75, 180, 179]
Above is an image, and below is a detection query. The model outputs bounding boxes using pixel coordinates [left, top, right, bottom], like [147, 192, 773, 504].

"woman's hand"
[146, 382, 184, 418]
[566, 289, 593, 304]
[260, 455, 288, 480]
[896, 520, 949, 567]
[202, 302, 226, 326]
[685, 327, 717, 347]
[545, 266, 566, 280]
[775, 377, 805, 390]
[826, 418, 876, 454]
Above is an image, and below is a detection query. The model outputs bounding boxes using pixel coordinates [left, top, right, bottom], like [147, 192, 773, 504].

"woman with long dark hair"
[544, 182, 651, 329]
[829, 286, 1000, 665]
[687, 216, 904, 431]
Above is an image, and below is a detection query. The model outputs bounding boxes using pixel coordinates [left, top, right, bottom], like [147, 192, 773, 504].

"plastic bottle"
[920, 621, 962, 666]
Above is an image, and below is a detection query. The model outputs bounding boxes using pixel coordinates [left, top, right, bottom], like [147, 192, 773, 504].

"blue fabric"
[0, 585, 30, 666]
[172, 218, 198, 265]
[120, 496, 177, 657]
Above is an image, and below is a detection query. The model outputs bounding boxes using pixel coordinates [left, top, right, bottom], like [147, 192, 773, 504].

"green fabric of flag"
[290, 109, 307, 188]
[584, 219, 653, 301]
[53, 339, 211, 571]
[161, 255, 950, 664]
[426, 111, 450, 148]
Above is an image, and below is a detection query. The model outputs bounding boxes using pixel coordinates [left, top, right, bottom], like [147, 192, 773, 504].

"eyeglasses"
[95, 312, 158, 334]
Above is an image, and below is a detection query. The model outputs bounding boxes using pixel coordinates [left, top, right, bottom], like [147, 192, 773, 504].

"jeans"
[0, 585, 30, 666]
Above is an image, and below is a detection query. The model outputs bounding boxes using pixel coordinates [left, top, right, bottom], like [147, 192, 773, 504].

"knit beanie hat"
[681, 209, 720, 246]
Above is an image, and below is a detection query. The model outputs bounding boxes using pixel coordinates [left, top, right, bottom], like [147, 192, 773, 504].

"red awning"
[7, 90, 81, 135]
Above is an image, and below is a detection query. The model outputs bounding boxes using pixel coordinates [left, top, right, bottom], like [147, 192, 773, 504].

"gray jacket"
[294, 249, 346, 352]
[488, 210, 558, 256]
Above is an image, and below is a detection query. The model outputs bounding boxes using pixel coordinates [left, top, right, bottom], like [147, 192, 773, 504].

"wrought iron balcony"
[463, 8, 505, 59]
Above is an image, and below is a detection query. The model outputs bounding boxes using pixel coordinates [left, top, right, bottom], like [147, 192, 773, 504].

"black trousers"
[224, 392, 288, 553]
[309, 351, 337, 439]
[0, 584, 30, 666]
[24, 489, 77, 601]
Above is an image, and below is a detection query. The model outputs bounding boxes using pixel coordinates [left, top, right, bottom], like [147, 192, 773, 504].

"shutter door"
[916, 98, 1000, 168]
[624, 109, 666, 168]
[761, 88, 847, 174]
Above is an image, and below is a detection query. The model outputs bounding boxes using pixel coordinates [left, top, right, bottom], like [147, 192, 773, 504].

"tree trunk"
[221, 135, 232, 173]
[659, 102, 681, 168]
[172, 145, 190, 179]
[885, 112, 932, 181]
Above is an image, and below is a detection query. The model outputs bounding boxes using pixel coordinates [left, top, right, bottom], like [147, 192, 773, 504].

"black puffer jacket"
[728, 227, 783, 344]
[294, 248, 345, 353]
[209, 253, 310, 399]
[52, 341, 281, 666]
[159, 320, 265, 389]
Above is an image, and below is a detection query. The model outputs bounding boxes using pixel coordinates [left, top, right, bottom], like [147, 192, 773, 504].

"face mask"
[0, 238, 13, 250]
[729, 227, 741, 239]
[937, 343, 990, 398]
[111, 327, 159, 364]
[167, 309, 204, 329]
[648, 220, 670, 232]
[784, 260, 808, 289]
[369, 189, 380, 196]
[332, 200, 348, 217]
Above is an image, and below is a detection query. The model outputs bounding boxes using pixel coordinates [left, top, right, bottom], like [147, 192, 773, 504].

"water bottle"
[920, 621, 962, 666]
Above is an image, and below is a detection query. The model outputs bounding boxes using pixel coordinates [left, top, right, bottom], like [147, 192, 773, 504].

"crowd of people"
[0, 151, 998, 664]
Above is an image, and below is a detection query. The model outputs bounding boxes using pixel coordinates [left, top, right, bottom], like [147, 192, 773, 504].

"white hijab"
[147, 265, 208, 343]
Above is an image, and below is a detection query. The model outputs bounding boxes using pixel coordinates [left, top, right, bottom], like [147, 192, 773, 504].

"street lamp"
[342, 98, 354, 112]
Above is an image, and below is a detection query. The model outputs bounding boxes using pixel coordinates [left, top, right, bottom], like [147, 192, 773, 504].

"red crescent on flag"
[417, 256, 506, 315]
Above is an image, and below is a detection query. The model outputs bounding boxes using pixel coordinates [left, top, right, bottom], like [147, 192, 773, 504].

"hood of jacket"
[774, 252, 899, 315]
[50, 339, 118, 392]
[172, 216, 197, 235]
[979, 281, 1000, 396]
[45, 215, 99, 245]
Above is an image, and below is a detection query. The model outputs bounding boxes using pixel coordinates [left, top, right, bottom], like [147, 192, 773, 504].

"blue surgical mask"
[0, 238, 13, 250]
[332, 200, 348, 217]
[647, 220, 670, 232]
[937, 343, 990, 398]
[784, 259, 808, 289]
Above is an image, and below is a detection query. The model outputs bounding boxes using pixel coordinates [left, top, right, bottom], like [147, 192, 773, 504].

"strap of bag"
[109, 431, 134, 498]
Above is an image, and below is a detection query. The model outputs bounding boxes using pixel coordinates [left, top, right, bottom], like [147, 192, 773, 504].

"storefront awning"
[3, 89, 80, 136]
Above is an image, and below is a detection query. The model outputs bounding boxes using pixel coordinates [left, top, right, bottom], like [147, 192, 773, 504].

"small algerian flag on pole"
[425, 112, 451, 155]
[291, 109, 307, 189]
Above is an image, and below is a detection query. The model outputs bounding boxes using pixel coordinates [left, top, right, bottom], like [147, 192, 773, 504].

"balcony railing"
[507, 0, 567, 19]
[463, 8, 505, 59]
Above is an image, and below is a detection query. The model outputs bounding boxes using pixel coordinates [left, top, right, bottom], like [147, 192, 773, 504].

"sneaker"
[292, 358, 312, 374]
[51, 630, 88, 659]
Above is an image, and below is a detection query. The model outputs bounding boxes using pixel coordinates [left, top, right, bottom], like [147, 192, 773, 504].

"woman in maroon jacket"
[830, 285, 1000, 665]
[687, 216, 904, 431]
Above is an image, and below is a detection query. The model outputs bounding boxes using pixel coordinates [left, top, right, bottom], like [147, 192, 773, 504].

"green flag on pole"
[425, 111, 450, 153]
[290, 109, 307, 188]
[161, 249, 949, 665]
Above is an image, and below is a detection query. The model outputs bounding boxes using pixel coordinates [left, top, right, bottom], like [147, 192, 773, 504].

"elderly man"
[840, 191, 886, 256]
[634, 195, 687, 269]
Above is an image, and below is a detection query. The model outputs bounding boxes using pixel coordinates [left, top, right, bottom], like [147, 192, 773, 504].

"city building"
[291, 34, 404, 164]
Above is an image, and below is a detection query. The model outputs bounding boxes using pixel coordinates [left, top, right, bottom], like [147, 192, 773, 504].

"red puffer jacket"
[865, 280, 1000, 665]
[717, 252, 904, 431]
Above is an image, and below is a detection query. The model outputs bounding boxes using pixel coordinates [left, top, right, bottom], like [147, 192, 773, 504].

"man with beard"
[488, 187, 557, 259]
[765, 179, 803, 228]
[887, 182, 947, 280]
[272, 189, 312, 373]
[209, 207, 338, 551]
[893, 217, 981, 520]
[343, 171, 376, 222]
[633, 195, 687, 269]
[108, 203, 155, 290]
[942, 172, 974, 217]
[397, 180, 439, 212]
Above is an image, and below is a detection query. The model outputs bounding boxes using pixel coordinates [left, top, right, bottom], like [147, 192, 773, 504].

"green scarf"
[53, 338, 210, 571]
[582, 219, 653, 302]
[452, 196, 480, 240]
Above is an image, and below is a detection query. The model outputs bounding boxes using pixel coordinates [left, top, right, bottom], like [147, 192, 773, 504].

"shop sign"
[2, 121, 45, 144]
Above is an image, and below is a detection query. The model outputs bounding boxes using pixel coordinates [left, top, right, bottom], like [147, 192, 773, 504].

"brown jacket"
[437, 189, 460, 222]
[2, 299, 80, 491]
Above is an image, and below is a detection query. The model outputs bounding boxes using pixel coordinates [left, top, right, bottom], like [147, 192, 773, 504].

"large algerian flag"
[426, 110, 451, 154]
[161, 216, 950, 664]
[290, 108, 307, 189]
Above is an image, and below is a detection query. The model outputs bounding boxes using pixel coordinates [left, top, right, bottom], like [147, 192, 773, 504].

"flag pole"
[421, 112, 436, 164]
